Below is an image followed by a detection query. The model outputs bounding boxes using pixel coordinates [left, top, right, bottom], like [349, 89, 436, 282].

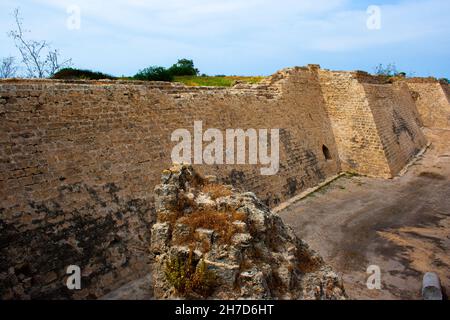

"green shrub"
[52, 68, 116, 80]
[164, 251, 217, 298]
[133, 66, 173, 81]
[168, 59, 199, 76]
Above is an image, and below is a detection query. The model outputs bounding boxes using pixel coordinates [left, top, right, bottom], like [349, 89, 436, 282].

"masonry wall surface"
[444, 84, 450, 101]
[0, 68, 341, 299]
[318, 70, 428, 177]
[0, 67, 435, 299]
[362, 81, 427, 175]
[406, 79, 450, 129]
[318, 70, 393, 177]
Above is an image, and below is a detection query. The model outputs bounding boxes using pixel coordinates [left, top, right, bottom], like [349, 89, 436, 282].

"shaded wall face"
[444, 84, 450, 101]
[363, 83, 428, 175]
[318, 72, 393, 178]
[407, 82, 450, 129]
[0, 71, 340, 298]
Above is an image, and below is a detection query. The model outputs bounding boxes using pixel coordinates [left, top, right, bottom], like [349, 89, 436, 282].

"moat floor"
[279, 128, 450, 300]
[101, 274, 153, 300]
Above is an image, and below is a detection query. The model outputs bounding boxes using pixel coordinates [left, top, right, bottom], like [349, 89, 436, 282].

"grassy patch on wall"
[174, 75, 265, 87]
[165, 252, 217, 298]
[177, 208, 245, 245]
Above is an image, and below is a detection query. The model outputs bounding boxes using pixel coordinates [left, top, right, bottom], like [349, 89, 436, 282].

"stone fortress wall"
[0, 65, 448, 299]
[405, 78, 450, 129]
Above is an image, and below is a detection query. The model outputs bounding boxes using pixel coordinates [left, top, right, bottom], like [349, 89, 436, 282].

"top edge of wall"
[0, 65, 445, 88]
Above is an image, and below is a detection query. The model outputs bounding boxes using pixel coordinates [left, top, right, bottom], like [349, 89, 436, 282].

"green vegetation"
[168, 59, 199, 76]
[164, 251, 217, 298]
[51, 58, 265, 86]
[174, 75, 264, 87]
[133, 58, 198, 82]
[52, 67, 116, 80]
[133, 66, 174, 81]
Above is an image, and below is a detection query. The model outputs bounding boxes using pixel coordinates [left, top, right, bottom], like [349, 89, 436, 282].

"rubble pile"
[151, 164, 347, 300]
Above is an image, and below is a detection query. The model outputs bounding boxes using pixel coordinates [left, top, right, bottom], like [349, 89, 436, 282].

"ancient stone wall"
[362, 81, 427, 175]
[444, 84, 450, 101]
[0, 66, 438, 299]
[0, 68, 341, 299]
[406, 79, 450, 129]
[318, 70, 428, 177]
[318, 70, 394, 177]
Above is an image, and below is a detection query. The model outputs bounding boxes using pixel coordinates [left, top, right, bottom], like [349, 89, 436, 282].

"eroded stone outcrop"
[151, 164, 347, 300]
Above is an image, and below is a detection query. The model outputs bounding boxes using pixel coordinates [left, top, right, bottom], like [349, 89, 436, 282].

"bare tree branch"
[0, 56, 18, 78]
[46, 49, 72, 77]
[8, 8, 72, 78]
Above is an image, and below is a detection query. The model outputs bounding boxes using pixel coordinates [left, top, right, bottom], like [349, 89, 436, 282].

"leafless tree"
[8, 8, 72, 78]
[0, 56, 18, 78]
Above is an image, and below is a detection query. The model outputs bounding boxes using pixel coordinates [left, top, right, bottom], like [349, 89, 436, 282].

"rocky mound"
[150, 164, 347, 300]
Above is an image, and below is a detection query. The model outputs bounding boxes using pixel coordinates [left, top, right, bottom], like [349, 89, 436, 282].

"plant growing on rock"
[151, 164, 347, 300]
[201, 183, 233, 200]
[177, 208, 245, 245]
[164, 249, 217, 298]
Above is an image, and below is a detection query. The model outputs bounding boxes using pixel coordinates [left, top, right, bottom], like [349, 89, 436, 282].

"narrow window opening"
[322, 145, 332, 160]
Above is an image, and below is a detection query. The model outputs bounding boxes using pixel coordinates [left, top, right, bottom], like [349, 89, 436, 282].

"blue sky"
[1, 0, 449, 77]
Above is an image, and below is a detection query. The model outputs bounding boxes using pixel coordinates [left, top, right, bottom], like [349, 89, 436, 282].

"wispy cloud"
[308, 0, 450, 51]
[0, 0, 448, 77]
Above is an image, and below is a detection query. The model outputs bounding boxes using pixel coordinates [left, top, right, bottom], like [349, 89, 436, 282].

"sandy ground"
[279, 128, 450, 300]
[100, 274, 153, 300]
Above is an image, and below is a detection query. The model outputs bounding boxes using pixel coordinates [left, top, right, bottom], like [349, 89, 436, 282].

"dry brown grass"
[157, 211, 181, 225]
[179, 208, 246, 245]
[231, 210, 246, 222]
[173, 192, 198, 214]
[201, 183, 233, 200]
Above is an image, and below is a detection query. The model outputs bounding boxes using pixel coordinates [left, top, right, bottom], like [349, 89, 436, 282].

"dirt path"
[279, 128, 450, 300]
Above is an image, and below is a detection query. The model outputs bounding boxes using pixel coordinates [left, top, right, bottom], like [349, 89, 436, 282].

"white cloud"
[307, 0, 450, 51]
[0, 0, 448, 76]
[12, 0, 447, 50]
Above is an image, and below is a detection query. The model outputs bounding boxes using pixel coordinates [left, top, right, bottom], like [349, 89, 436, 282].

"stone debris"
[151, 164, 347, 300]
[422, 272, 443, 300]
